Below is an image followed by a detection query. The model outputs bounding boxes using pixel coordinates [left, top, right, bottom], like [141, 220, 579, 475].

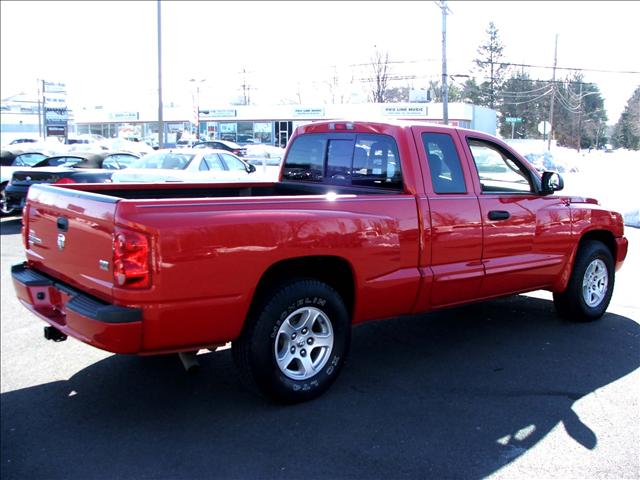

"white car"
[109, 148, 257, 183]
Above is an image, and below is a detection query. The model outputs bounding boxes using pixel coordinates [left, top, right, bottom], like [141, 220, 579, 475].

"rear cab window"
[282, 133, 403, 190]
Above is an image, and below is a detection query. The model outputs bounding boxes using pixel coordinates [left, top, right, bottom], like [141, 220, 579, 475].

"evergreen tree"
[473, 22, 509, 109]
[497, 72, 551, 138]
[552, 73, 607, 149]
[461, 78, 483, 105]
[612, 86, 640, 150]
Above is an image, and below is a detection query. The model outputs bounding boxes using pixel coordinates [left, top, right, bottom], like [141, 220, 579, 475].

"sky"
[1, 1, 639, 124]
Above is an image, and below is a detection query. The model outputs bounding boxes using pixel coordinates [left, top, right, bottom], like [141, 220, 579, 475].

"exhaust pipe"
[178, 351, 200, 373]
[44, 326, 67, 342]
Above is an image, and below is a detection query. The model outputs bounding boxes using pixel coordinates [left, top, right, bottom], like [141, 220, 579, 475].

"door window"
[220, 153, 248, 171]
[202, 154, 225, 171]
[467, 139, 533, 193]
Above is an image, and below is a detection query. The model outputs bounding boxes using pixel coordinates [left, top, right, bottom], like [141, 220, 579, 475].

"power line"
[475, 61, 640, 75]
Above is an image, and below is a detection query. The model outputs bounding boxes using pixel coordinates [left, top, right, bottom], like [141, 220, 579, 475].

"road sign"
[538, 121, 552, 135]
[505, 117, 523, 123]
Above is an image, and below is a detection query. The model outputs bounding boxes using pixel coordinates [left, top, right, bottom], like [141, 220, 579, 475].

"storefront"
[71, 102, 496, 147]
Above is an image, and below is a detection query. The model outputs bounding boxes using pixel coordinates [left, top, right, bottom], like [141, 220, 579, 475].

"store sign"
[382, 105, 427, 116]
[292, 107, 325, 118]
[46, 126, 66, 136]
[200, 109, 237, 118]
[43, 80, 68, 133]
[108, 112, 139, 121]
[43, 81, 66, 94]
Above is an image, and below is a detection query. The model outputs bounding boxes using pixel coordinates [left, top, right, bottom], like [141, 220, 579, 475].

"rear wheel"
[553, 240, 614, 322]
[233, 279, 350, 403]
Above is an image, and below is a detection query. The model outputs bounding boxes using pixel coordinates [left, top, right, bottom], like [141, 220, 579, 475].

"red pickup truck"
[12, 120, 628, 403]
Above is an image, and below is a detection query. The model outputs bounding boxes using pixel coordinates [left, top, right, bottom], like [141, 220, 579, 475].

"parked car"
[193, 139, 247, 157]
[524, 152, 579, 174]
[1, 148, 60, 216]
[110, 148, 256, 183]
[4, 151, 139, 214]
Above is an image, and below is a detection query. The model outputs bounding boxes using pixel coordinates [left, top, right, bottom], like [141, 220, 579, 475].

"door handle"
[488, 210, 510, 221]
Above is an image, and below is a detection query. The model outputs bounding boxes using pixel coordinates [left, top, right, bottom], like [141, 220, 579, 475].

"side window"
[282, 135, 326, 182]
[102, 157, 119, 170]
[422, 133, 466, 194]
[203, 154, 225, 171]
[199, 159, 209, 171]
[220, 153, 248, 172]
[105, 154, 136, 169]
[468, 139, 533, 193]
[351, 134, 402, 190]
[14, 153, 47, 166]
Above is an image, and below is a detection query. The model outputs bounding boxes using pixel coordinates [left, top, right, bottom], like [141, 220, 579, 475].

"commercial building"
[2, 100, 496, 147]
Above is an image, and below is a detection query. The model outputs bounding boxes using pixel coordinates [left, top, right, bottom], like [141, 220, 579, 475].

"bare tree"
[368, 48, 391, 103]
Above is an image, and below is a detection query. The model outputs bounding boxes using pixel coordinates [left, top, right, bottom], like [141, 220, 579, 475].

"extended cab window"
[283, 133, 402, 190]
[282, 135, 326, 182]
[467, 139, 533, 193]
[422, 133, 466, 194]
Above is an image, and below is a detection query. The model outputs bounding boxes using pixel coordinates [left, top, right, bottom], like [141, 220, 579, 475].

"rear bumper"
[11, 263, 143, 354]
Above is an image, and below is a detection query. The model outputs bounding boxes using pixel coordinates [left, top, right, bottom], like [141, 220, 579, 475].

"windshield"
[128, 151, 195, 170]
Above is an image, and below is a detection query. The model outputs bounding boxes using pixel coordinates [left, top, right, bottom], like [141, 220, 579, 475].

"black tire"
[553, 240, 615, 322]
[233, 279, 350, 404]
[1, 183, 17, 217]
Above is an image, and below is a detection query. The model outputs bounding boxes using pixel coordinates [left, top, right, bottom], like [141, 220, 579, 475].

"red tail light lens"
[113, 228, 151, 288]
[53, 177, 76, 185]
[21, 207, 29, 249]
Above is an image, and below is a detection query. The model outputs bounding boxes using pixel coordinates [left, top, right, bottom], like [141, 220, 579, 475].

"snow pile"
[558, 149, 639, 228]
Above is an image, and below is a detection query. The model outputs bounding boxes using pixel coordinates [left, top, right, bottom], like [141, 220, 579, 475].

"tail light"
[54, 177, 76, 185]
[113, 227, 151, 289]
[21, 206, 29, 249]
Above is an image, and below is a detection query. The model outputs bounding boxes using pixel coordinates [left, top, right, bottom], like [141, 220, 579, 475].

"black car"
[1, 148, 61, 216]
[193, 139, 247, 157]
[4, 151, 139, 214]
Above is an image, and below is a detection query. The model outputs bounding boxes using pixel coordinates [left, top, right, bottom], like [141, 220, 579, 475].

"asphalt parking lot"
[1, 216, 638, 480]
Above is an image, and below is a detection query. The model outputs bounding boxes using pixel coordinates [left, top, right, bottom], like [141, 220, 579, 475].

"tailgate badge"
[99, 260, 109, 271]
[57, 233, 66, 251]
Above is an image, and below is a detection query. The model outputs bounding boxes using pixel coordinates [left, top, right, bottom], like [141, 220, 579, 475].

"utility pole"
[438, 0, 450, 125]
[241, 68, 251, 106]
[156, 0, 164, 148]
[547, 34, 558, 151]
[37, 79, 42, 138]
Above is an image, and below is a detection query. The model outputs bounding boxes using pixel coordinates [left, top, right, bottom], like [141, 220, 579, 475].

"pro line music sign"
[43, 81, 68, 138]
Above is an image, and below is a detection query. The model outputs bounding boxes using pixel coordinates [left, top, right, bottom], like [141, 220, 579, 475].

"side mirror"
[541, 171, 564, 195]
[247, 164, 256, 173]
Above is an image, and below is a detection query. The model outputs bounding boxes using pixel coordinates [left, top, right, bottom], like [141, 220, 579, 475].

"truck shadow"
[1, 295, 638, 479]
[0, 218, 21, 236]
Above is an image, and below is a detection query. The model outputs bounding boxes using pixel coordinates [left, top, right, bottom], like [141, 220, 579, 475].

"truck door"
[458, 133, 572, 298]
[412, 128, 484, 307]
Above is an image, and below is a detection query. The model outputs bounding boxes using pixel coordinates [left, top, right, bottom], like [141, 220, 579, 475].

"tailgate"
[24, 184, 119, 301]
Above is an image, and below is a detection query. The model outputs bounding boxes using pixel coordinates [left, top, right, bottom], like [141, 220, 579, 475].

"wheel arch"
[249, 255, 356, 322]
[554, 228, 617, 292]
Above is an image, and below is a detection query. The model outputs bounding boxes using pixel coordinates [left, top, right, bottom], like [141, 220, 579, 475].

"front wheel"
[233, 279, 350, 403]
[553, 240, 615, 322]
